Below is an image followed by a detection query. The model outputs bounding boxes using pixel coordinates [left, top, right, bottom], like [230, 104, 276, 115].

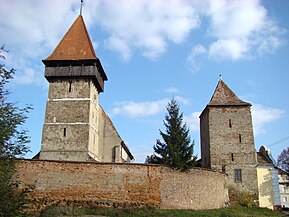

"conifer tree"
[146, 98, 197, 171]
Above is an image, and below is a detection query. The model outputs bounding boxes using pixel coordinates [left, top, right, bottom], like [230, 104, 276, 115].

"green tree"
[278, 147, 289, 173]
[0, 46, 33, 217]
[146, 98, 197, 171]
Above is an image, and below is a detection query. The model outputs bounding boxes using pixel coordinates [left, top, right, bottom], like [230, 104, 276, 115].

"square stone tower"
[200, 79, 258, 194]
[39, 15, 107, 162]
[38, 15, 133, 162]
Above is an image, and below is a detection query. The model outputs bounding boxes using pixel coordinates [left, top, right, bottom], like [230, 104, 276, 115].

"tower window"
[234, 169, 242, 182]
[229, 119, 232, 128]
[63, 128, 67, 137]
[222, 165, 226, 173]
[68, 81, 72, 92]
[239, 134, 242, 143]
[231, 153, 234, 161]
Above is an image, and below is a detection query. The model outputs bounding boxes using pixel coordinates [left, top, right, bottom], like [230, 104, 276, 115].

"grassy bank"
[39, 205, 286, 217]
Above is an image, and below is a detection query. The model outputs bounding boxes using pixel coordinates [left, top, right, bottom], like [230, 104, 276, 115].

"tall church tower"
[200, 79, 258, 194]
[39, 15, 108, 161]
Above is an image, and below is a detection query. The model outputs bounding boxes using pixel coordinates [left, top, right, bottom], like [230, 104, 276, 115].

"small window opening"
[222, 165, 226, 173]
[229, 119, 232, 128]
[63, 128, 67, 137]
[239, 134, 242, 143]
[68, 81, 72, 92]
[234, 169, 242, 182]
[231, 153, 234, 161]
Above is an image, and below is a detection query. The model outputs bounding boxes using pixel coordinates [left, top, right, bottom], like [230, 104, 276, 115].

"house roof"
[257, 146, 275, 166]
[208, 80, 251, 106]
[257, 152, 274, 166]
[43, 15, 98, 62]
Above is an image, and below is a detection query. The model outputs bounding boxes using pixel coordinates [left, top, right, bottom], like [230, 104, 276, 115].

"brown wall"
[200, 105, 258, 194]
[16, 160, 226, 213]
[40, 76, 132, 163]
[200, 108, 210, 168]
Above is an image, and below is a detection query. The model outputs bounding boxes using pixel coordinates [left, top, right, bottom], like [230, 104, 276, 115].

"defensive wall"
[16, 159, 227, 213]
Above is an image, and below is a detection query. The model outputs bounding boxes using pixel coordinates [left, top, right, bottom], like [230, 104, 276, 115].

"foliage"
[0, 47, 32, 157]
[229, 188, 258, 208]
[40, 205, 285, 217]
[0, 158, 33, 217]
[0, 46, 33, 217]
[278, 147, 289, 173]
[146, 98, 197, 171]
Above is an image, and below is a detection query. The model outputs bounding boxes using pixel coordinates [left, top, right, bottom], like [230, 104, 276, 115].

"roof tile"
[44, 15, 97, 61]
[208, 80, 250, 106]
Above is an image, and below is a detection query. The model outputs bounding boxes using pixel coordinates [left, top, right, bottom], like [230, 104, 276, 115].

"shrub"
[229, 188, 258, 207]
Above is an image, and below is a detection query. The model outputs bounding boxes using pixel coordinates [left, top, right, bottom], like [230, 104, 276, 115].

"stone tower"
[200, 79, 258, 194]
[39, 15, 108, 162]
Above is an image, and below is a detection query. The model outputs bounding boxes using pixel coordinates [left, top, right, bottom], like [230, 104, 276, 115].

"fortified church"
[32, 13, 268, 209]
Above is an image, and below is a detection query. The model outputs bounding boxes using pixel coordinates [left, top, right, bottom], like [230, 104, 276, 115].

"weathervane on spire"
[80, 0, 84, 15]
[219, 74, 223, 80]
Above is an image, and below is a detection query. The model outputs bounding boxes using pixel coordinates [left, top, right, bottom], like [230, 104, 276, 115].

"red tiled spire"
[208, 80, 250, 106]
[44, 15, 97, 61]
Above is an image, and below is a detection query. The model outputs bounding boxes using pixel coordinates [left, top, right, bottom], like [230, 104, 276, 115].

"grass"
[39, 205, 287, 217]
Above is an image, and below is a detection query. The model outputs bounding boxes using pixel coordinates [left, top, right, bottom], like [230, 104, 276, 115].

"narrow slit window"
[234, 169, 242, 182]
[229, 119, 232, 128]
[239, 134, 242, 143]
[222, 165, 226, 173]
[63, 128, 67, 137]
[231, 153, 234, 161]
[68, 81, 72, 92]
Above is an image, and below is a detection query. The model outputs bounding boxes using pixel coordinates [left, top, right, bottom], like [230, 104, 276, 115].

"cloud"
[175, 96, 190, 106]
[206, 0, 286, 61]
[208, 39, 249, 60]
[105, 36, 131, 61]
[111, 99, 168, 118]
[187, 0, 286, 66]
[252, 104, 285, 135]
[94, 0, 200, 60]
[13, 67, 47, 87]
[0, 0, 286, 85]
[186, 44, 207, 72]
[0, 0, 78, 86]
[184, 112, 201, 132]
[164, 87, 180, 94]
[111, 97, 190, 118]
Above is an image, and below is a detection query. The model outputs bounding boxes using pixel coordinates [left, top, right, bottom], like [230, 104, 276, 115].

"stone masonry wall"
[200, 109, 210, 168]
[207, 106, 258, 194]
[40, 77, 101, 162]
[16, 160, 226, 213]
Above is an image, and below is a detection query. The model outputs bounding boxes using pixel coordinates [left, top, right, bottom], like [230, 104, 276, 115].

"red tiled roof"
[44, 15, 97, 61]
[208, 80, 251, 106]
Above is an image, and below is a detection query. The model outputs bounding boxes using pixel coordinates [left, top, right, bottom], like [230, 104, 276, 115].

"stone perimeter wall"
[16, 160, 226, 213]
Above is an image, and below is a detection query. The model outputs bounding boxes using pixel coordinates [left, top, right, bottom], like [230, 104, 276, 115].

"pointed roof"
[44, 15, 97, 62]
[208, 80, 251, 106]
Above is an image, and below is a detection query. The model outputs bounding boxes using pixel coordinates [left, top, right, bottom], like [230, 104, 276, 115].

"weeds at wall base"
[37, 205, 286, 217]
